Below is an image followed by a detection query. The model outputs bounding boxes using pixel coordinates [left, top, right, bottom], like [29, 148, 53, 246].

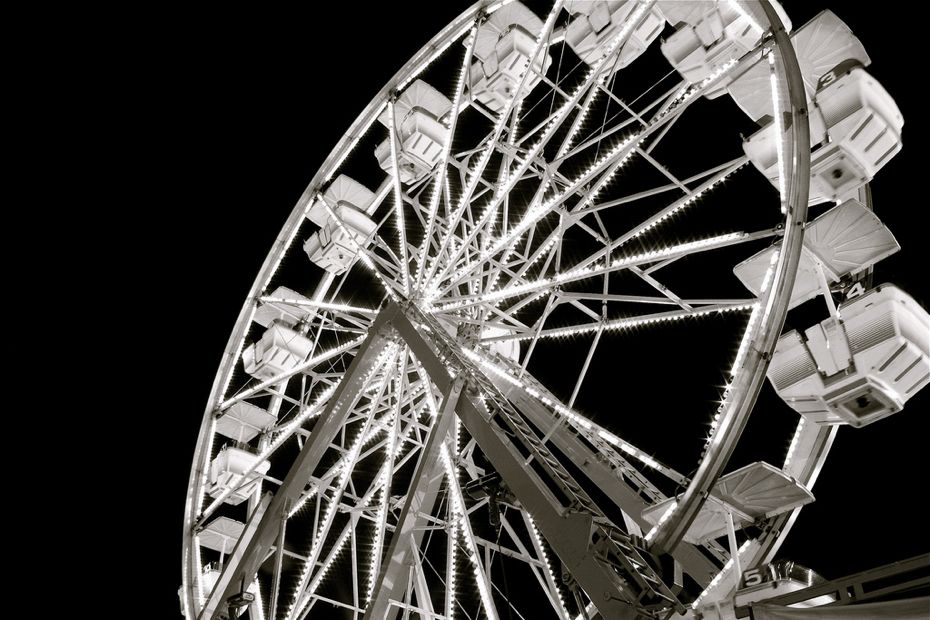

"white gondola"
[565, 1, 665, 67]
[768, 285, 930, 427]
[643, 462, 813, 544]
[198, 516, 245, 554]
[467, 1, 552, 114]
[734, 199, 899, 309]
[242, 322, 313, 380]
[305, 174, 376, 227]
[304, 175, 378, 274]
[728, 11, 870, 123]
[303, 204, 377, 275]
[743, 66, 903, 205]
[206, 445, 271, 506]
[215, 402, 276, 443]
[374, 80, 452, 184]
[660, 0, 788, 97]
[254, 286, 313, 329]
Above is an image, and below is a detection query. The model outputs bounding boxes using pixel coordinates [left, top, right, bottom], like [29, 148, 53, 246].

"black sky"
[119, 2, 929, 616]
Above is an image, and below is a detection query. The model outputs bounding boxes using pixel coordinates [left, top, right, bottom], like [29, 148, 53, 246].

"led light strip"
[730, 250, 777, 377]
[769, 53, 788, 213]
[783, 417, 806, 470]
[691, 539, 752, 609]
[629, 161, 747, 240]
[432, 232, 748, 312]
[387, 100, 411, 294]
[258, 297, 377, 316]
[520, 304, 755, 342]
[461, 348, 675, 476]
[440, 443, 498, 620]
[413, 27, 477, 290]
[526, 514, 570, 618]
[368, 373, 402, 602]
[643, 501, 678, 543]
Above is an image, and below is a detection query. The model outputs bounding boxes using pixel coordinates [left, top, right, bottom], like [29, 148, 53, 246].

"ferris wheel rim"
[181, 1, 828, 617]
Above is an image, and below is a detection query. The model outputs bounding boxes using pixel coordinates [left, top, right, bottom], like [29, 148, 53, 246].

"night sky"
[124, 2, 929, 616]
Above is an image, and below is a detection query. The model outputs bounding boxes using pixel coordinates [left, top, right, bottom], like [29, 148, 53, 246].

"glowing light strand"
[284, 345, 398, 620]
[432, 232, 747, 311]
[526, 514, 570, 618]
[643, 501, 678, 543]
[413, 27, 477, 290]
[769, 53, 788, 213]
[461, 348, 675, 476]
[691, 539, 753, 609]
[258, 297, 377, 316]
[514, 303, 755, 342]
[784, 418, 806, 470]
[387, 100, 411, 294]
[424, 1, 563, 288]
[429, 2, 648, 290]
[441, 442, 498, 620]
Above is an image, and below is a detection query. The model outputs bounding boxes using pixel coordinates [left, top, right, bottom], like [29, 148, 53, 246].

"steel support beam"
[201, 308, 401, 619]
[390, 303, 682, 619]
[649, 0, 812, 556]
[363, 378, 464, 620]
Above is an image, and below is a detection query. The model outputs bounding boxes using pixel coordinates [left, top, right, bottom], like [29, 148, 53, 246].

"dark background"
[103, 2, 928, 616]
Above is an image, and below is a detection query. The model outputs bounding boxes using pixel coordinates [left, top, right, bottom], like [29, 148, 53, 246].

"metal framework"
[179, 2, 918, 619]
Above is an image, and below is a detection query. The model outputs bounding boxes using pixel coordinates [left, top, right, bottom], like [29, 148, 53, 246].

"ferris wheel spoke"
[433, 98, 706, 297]
[534, 303, 756, 343]
[423, 2, 565, 291]
[435, 228, 779, 313]
[387, 100, 411, 295]
[219, 336, 365, 412]
[630, 265, 693, 311]
[414, 24, 479, 291]
[287, 347, 400, 619]
[488, 510, 572, 620]
[430, 3, 656, 291]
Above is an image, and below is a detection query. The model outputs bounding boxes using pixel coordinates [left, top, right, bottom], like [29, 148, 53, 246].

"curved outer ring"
[648, 0, 812, 555]
[182, 0, 817, 614]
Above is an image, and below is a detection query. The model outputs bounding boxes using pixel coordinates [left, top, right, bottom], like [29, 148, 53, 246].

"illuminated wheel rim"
[182, 2, 824, 618]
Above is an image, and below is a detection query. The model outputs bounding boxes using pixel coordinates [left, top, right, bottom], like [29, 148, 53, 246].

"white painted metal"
[468, 1, 552, 113]
[643, 462, 814, 544]
[242, 323, 314, 380]
[660, 0, 788, 97]
[734, 199, 899, 309]
[768, 284, 930, 427]
[207, 446, 272, 506]
[181, 2, 924, 619]
[728, 10, 869, 123]
[566, 1, 666, 67]
[215, 402, 276, 444]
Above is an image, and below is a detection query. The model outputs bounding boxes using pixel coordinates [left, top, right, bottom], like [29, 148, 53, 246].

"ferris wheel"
[181, 1, 929, 619]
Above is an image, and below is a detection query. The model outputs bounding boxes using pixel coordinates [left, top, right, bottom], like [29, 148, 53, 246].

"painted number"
[846, 282, 865, 299]
[743, 568, 764, 587]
